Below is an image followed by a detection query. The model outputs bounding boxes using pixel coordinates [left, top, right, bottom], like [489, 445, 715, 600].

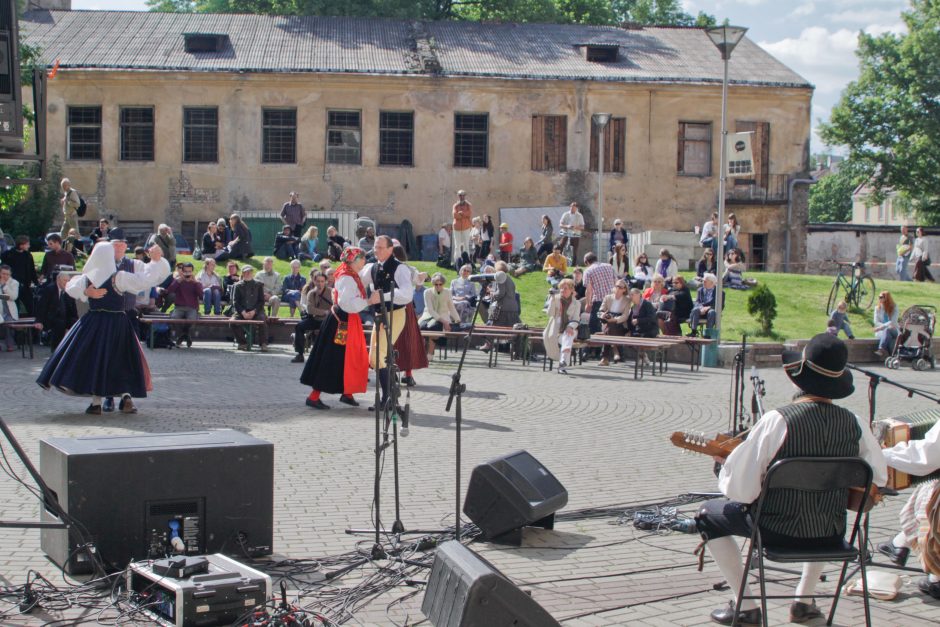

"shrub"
[746, 284, 777, 336]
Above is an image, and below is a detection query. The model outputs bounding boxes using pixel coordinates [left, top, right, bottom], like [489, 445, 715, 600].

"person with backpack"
[60, 178, 84, 237]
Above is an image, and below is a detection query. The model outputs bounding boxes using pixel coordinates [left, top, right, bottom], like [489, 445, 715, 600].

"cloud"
[828, 7, 907, 26]
[789, 2, 816, 18]
[759, 27, 860, 95]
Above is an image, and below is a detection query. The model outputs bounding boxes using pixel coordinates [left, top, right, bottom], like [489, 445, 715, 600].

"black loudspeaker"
[462, 450, 567, 545]
[40, 430, 273, 574]
[422, 540, 560, 627]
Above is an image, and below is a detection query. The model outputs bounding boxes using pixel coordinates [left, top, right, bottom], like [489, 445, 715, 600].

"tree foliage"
[746, 283, 777, 336]
[808, 162, 867, 223]
[0, 41, 46, 215]
[819, 0, 940, 223]
[147, 0, 716, 26]
[0, 156, 62, 241]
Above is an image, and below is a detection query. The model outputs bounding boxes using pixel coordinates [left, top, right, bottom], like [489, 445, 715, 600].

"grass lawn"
[43, 251, 940, 342]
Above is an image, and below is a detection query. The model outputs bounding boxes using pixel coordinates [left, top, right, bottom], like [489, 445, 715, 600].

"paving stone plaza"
[0, 343, 938, 625]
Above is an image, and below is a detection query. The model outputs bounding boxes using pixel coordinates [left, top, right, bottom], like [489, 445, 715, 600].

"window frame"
[453, 112, 489, 169]
[589, 116, 626, 174]
[261, 107, 297, 165]
[119, 106, 155, 162]
[677, 121, 712, 177]
[326, 109, 362, 166]
[531, 114, 568, 172]
[182, 106, 219, 164]
[66, 105, 102, 161]
[378, 110, 414, 167]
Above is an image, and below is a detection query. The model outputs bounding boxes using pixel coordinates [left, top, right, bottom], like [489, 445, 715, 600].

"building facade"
[22, 11, 813, 269]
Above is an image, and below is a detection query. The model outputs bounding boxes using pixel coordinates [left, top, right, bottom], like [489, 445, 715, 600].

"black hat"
[782, 333, 854, 400]
[108, 227, 126, 242]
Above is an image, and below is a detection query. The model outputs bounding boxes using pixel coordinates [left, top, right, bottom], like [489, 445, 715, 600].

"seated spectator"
[231, 265, 268, 351]
[134, 246, 150, 263]
[546, 267, 563, 290]
[91, 218, 111, 243]
[274, 224, 301, 261]
[281, 259, 306, 316]
[291, 270, 332, 362]
[63, 228, 87, 260]
[202, 222, 228, 262]
[631, 253, 653, 289]
[480, 262, 520, 351]
[165, 262, 202, 348]
[135, 287, 158, 326]
[222, 260, 240, 307]
[609, 242, 629, 278]
[326, 226, 347, 261]
[642, 274, 668, 308]
[512, 237, 539, 277]
[36, 270, 79, 350]
[358, 227, 376, 255]
[196, 258, 223, 315]
[828, 300, 855, 340]
[654, 248, 678, 286]
[535, 215, 554, 262]
[691, 249, 717, 289]
[324, 267, 335, 289]
[598, 279, 631, 365]
[40, 233, 76, 282]
[723, 249, 757, 289]
[688, 273, 720, 337]
[438, 223, 452, 264]
[660, 275, 693, 336]
[419, 272, 461, 358]
[700, 211, 719, 251]
[572, 267, 586, 300]
[298, 226, 321, 262]
[874, 291, 899, 358]
[543, 278, 581, 373]
[227, 214, 254, 260]
[543, 245, 568, 275]
[627, 287, 659, 339]
[217, 217, 233, 245]
[498, 223, 513, 263]
[724, 212, 740, 252]
[450, 264, 480, 324]
[256, 256, 282, 316]
[0, 264, 19, 351]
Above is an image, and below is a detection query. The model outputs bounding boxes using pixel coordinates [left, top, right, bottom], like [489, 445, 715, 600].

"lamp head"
[706, 25, 748, 60]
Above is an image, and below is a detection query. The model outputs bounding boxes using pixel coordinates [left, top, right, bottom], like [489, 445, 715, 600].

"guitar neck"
[670, 432, 743, 458]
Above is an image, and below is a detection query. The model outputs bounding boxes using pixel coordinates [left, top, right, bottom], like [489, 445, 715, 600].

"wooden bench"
[139, 314, 267, 350]
[0, 318, 41, 359]
[585, 334, 676, 379]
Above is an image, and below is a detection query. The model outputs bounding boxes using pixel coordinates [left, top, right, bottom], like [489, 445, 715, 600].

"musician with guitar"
[692, 334, 887, 625]
[877, 420, 940, 599]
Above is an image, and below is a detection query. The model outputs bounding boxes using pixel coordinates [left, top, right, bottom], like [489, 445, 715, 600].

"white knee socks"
[794, 562, 824, 603]
[708, 537, 758, 611]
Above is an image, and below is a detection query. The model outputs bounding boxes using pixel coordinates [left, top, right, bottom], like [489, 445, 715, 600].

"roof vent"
[184, 33, 229, 53]
[583, 44, 619, 63]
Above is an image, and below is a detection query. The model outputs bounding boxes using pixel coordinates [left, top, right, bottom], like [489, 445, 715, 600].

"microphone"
[468, 273, 497, 283]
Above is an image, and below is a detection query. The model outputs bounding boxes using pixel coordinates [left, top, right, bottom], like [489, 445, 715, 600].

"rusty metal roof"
[21, 10, 812, 89]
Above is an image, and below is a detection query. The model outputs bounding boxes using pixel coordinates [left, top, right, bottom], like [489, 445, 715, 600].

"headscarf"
[82, 241, 117, 288]
[335, 247, 366, 297]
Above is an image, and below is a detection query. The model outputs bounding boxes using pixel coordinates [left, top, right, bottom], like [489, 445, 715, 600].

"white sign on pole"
[726, 131, 754, 177]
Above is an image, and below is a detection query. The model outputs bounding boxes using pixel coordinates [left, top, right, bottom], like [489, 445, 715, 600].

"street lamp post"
[706, 25, 747, 339]
[592, 113, 611, 259]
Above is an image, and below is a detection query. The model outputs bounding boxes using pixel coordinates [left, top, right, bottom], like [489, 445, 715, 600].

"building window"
[589, 116, 626, 173]
[454, 113, 488, 168]
[183, 107, 218, 163]
[531, 115, 567, 172]
[326, 110, 361, 165]
[262, 108, 296, 164]
[677, 122, 711, 176]
[379, 111, 414, 167]
[120, 106, 154, 162]
[67, 106, 102, 161]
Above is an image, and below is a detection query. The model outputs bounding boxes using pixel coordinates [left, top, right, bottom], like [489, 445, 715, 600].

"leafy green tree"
[0, 41, 46, 215]
[820, 0, 940, 222]
[746, 283, 777, 336]
[808, 162, 867, 223]
[612, 0, 715, 27]
[0, 156, 62, 241]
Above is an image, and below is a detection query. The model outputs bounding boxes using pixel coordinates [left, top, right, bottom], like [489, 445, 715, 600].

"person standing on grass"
[60, 178, 81, 238]
[452, 190, 472, 267]
[280, 191, 306, 238]
[912, 227, 934, 282]
[559, 202, 585, 262]
[897, 224, 914, 282]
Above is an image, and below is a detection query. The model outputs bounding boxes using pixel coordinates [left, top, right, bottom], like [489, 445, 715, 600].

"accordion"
[875, 409, 940, 490]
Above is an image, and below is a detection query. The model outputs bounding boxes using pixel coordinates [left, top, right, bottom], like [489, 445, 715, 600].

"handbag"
[334, 321, 348, 346]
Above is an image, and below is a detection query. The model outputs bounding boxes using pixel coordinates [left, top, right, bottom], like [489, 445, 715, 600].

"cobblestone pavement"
[0, 342, 939, 625]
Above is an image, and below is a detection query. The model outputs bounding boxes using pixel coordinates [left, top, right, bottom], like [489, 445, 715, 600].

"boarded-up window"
[589, 117, 626, 173]
[531, 115, 567, 172]
[677, 122, 711, 176]
[734, 121, 770, 188]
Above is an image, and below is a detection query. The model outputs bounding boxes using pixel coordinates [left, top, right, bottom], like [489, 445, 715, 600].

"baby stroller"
[886, 305, 936, 370]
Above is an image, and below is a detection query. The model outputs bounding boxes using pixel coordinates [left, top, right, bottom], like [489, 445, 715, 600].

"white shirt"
[438, 228, 452, 248]
[559, 210, 584, 236]
[66, 258, 170, 302]
[912, 236, 930, 262]
[360, 261, 414, 306]
[719, 407, 888, 503]
[334, 275, 369, 314]
[883, 420, 940, 476]
[701, 220, 718, 243]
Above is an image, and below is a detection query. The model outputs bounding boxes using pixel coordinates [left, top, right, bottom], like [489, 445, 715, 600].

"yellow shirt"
[543, 253, 568, 274]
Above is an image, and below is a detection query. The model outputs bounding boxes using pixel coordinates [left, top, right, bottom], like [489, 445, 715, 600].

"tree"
[808, 162, 867, 223]
[819, 0, 940, 222]
[0, 41, 46, 216]
[612, 0, 715, 27]
[746, 284, 777, 336]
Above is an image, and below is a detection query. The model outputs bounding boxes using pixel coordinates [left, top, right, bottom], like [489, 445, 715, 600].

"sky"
[72, 0, 912, 153]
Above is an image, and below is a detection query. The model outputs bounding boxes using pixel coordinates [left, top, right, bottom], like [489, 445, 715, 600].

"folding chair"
[734, 457, 873, 627]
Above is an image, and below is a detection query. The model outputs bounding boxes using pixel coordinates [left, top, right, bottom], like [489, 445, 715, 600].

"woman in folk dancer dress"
[301, 247, 379, 410]
[36, 242, 170, 414]
[391, 244, 429, 387]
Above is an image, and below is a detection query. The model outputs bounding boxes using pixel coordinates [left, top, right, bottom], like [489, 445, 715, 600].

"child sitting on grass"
[828, 300, 856, 339]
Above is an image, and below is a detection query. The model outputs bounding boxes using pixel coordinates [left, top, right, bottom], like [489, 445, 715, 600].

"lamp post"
[706, 25, 747, 338]
[592, 113, 611, 259]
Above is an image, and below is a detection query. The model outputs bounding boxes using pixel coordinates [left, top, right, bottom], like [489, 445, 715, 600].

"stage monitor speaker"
[421, 540, 560, 627]
[462, 450, 567, 544]
[40, 430, 273, 574]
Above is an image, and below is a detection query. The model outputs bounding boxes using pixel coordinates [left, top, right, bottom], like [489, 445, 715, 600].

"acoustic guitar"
[669, 431, 881, 513]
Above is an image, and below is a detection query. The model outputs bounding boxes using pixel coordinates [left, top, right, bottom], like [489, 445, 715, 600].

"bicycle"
[826, 260, 876, 314]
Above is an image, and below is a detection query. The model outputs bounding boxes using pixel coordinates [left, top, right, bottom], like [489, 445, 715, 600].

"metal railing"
[726, 173, 789, 204]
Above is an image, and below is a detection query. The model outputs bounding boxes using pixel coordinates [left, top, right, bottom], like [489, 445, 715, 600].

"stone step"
[640, 230, 700, 247]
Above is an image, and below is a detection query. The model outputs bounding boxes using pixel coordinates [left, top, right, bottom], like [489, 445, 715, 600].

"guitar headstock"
[670, 431, 742, 457]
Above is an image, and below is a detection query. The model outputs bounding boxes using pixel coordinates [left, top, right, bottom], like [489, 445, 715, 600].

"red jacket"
[499, 232, 513, 253]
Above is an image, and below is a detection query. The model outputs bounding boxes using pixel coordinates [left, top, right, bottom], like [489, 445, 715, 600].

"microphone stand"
[729, 335, 749, 433]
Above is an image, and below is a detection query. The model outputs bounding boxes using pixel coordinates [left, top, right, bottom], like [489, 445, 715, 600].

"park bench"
[139, 314, 267, 350]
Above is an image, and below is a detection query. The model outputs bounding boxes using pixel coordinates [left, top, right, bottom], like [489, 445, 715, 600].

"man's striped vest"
[760, 401, 861, 538]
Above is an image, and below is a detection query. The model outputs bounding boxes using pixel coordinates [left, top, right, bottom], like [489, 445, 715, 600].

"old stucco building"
[21, 10, 813, 269]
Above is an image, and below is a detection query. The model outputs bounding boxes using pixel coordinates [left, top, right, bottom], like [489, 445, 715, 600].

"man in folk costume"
[877, 421, 940, 599]
[36, 242, 170, 414]
[361, 235, 414, 410]
[301, 247, 378, 410]
[695, 334, 887, 625]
